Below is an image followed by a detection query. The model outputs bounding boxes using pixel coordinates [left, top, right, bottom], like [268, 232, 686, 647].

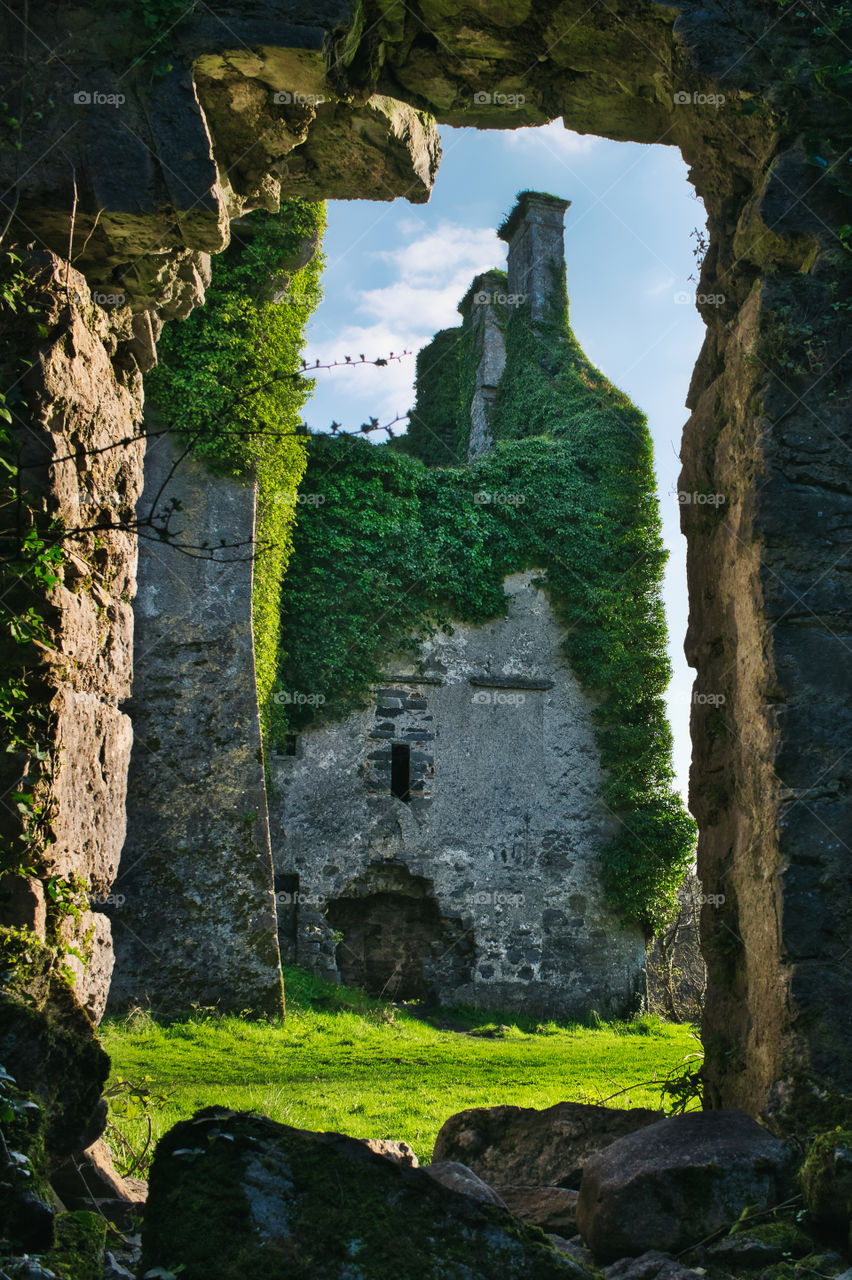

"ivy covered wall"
[145, 198, 326, 743]
[277, 262, 694, 936]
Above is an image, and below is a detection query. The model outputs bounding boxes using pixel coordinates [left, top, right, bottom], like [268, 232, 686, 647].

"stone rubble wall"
[269, 572, 647, 1019]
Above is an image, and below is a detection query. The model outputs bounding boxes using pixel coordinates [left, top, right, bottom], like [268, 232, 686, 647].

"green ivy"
[278, 288, 694, 934]
[0, 253, 93, 993]
[146, 199, 326, 745]
[393, 328, 464, 466]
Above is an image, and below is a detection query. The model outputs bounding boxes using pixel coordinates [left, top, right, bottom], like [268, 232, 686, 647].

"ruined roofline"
[497, 190, 571, 243]
[458, 268, 508, 318]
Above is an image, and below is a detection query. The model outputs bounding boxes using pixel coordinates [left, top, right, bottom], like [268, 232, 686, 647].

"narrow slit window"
[391, 743, 411, 802]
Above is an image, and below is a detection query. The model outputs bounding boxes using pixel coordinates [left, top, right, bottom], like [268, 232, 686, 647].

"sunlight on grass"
[101, 967, 701, 1171]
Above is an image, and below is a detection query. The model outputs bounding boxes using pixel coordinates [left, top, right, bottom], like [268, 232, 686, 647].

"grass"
[101, 967, 702, 1174]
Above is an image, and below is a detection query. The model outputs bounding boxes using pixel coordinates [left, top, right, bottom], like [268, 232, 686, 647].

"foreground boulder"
[576, 1109, 794, 1262]
[142, 1108, 598, 1279]
[601, 1252, 704, 1279]
[433, 1101, 662, 1188]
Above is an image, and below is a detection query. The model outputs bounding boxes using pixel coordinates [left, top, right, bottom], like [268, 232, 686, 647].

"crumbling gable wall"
[270, 571, 647, 1018]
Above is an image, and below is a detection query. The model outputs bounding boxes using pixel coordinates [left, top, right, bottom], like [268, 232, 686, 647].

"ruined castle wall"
[269, 572, 646, 1018]
[108, 433, 283, 1016]
[1, 0, 849, 1131]
[499, 194, 571, 323]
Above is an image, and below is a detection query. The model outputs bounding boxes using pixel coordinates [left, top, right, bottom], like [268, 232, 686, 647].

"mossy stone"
[801, 1130, 852, 1227]
[736, 1220, 814, 1256]
[44, 1211, 107, 1280]
[142, 1108, 593, 1279]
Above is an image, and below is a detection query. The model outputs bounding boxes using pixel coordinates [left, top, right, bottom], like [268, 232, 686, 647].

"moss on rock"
[801, 1129, 852, 1228]
[734, 1219, 814, 1255]
[43, 1210, 107, 1280]
[142, 1108, 593, 1279]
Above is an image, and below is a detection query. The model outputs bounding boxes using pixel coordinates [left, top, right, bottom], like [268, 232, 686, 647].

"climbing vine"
[0, 253, 94, 994]
[146, 198, 326, 744]
[278, 284, 695, 934]
[395, 328, 464, 467]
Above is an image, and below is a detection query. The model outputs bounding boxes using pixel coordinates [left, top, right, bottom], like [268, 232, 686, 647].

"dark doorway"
[326, 887, 473, 1001]
[274, 872, 299, 964]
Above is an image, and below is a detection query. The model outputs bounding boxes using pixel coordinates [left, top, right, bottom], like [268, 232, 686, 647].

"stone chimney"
[498, 190, 571, 323]
[457, 192, 570, 462]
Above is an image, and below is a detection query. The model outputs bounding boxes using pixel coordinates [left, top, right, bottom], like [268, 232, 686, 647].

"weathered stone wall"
[0, 256, 145, 1024]
[459, 271, 507, 461]
[108, 434, 283, 1016]
[269, 572, 647, 1018]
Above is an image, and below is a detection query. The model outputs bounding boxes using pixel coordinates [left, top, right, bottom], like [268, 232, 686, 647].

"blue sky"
[301, 120, 708, 798]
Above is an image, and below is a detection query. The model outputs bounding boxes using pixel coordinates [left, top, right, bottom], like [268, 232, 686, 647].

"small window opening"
[276, 732, 299, 757]
[391, 743, 411, 802]
[274, 872, 300, 902]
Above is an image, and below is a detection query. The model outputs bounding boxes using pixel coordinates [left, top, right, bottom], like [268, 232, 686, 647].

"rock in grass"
[425, 1160, 507, 1205]
[496, 1185, 580, 1234]
[433, 1101, 663, 1189]
[576, 1110, 794, 1263]
[359, 1138, 418, 1166]
[142, 1108, 600, 1279]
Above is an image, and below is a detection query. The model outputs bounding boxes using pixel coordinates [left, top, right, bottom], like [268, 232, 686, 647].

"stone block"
[576, 1111, 794, 1262]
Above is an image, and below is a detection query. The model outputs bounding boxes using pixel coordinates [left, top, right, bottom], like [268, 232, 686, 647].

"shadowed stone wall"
[459, 272, 508, 462]
[108, 433, 283, 1016]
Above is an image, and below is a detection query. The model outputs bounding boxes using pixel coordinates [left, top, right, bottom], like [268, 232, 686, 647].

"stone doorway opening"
[325, 869, 474, 1003]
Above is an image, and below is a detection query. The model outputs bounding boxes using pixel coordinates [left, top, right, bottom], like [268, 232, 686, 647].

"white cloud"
[502, 119, 604, 157]
[304, 222, 505, 430]
[373, 224, 503, 285]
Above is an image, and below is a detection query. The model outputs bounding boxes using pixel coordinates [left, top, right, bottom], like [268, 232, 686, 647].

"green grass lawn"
[101, 968, 701, 1174]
